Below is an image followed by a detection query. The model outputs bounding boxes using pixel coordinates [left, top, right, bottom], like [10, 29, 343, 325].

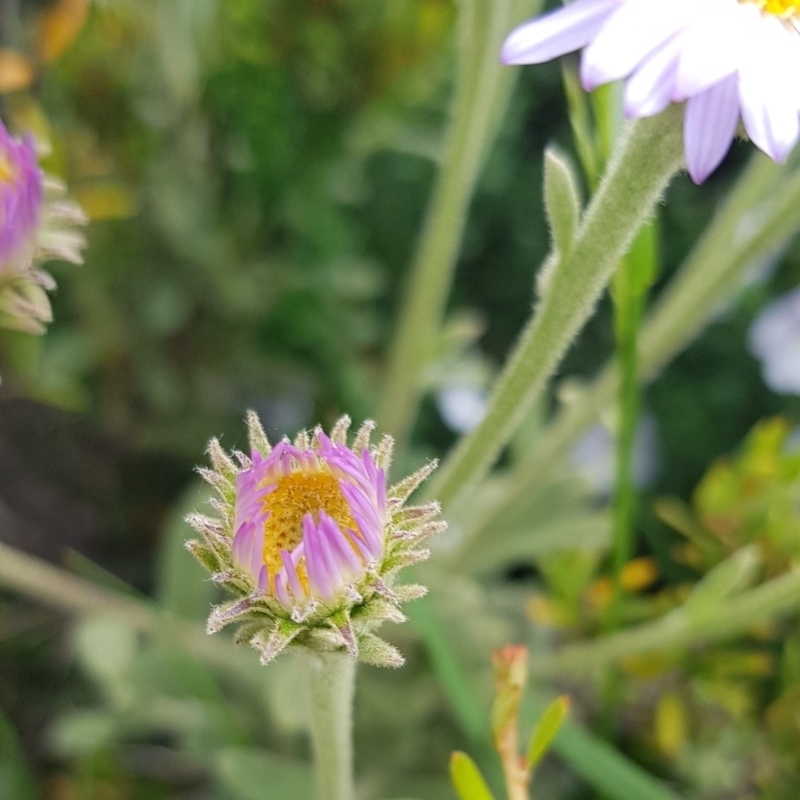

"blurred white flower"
[748, 286, 800, 395]
[571, 415, 660, 496]
[436, 385, 488, 434]
[501, 0, 800, 182]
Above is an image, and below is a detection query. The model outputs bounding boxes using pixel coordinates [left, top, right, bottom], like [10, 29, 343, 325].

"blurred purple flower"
[0, 121, 86, 334]
[571, 415, 660, 496]
[501, 0, 800, 183]
[748, 286, 800, 395]
[0, 125, 42, 268]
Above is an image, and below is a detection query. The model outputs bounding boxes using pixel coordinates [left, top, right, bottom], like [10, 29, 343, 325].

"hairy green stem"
[530, 568, 800, 677]
[377, 0, 540, 445]
[427, 106, 684, 510]
[457, 153, 797, 544]
[306, 652, 356, 800]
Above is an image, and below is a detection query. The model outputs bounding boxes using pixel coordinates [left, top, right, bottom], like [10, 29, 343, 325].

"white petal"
[624, 32, 685, 118]
[739, 18, 800, 164]
[500, 0, 619, 65]
[673, 4, 751, 99]
[581, 0, 694, 90]
[684, 75, 740, 183]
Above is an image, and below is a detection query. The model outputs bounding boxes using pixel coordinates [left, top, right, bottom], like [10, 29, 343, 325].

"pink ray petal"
[303, 514, 334, 600]
[281, 548, 306, 601]
[320, 512, 362, 575]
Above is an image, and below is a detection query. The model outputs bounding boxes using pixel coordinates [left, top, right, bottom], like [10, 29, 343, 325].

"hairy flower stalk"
[0, 121, 86, 333]
[502, 0, 800, 182]
[187, 412, 445, 667]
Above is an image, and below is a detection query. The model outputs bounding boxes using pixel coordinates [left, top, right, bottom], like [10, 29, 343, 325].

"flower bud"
[187, 413, 445, 667]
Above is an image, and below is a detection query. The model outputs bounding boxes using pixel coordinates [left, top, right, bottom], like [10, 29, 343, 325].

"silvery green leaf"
[544, 146, 582, 260]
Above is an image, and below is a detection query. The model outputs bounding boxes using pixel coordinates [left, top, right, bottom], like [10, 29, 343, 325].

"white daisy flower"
[501, 0, 800, 183]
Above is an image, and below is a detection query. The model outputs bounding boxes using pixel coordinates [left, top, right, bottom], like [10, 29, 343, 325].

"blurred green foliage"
[1, 1, 800, 800]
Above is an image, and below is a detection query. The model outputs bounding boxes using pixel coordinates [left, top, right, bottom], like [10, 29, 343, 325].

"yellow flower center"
[0, 151, 17, 184]
[260, 470, 357, 577]
[751, 0, 800, 16]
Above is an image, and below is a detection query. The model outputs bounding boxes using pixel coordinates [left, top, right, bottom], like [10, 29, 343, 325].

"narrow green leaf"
[450, 752, 496, 800]
[214, 747, 312, 800]
[526, 695, 570, 770]
[544, 147, 582, 259]
[548, 713, 682, 800]
[654, 498, 725, 561]
[0, 711, 37, 800]
[684, 544, 761, 613]
[406, 592, 486, 743]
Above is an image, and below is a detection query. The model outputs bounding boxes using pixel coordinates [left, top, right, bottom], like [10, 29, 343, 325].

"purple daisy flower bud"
[187, 413, 445, 667]
[0, 121, 86, 334]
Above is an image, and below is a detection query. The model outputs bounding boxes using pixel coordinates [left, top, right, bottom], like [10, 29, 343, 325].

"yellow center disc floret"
[0, 151, 17, 184]
[260, 470, 357, 577]
[753, 0, 800, 17]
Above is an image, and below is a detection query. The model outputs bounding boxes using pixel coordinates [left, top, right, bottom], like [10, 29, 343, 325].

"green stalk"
[589, 82, 655, 619]
[610, 270, 643, 603]
[529, 568, 800, 678]
[427, 106, 684, 511]
[609, 222, 656, 619]
[306, 652, 356, 800]
[377, 0, 541, 445]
